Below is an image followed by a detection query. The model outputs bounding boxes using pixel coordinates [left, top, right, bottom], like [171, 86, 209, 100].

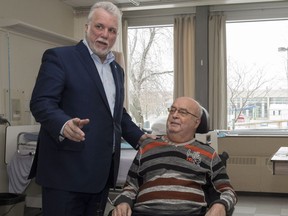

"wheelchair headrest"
[196, 106, 209, 134]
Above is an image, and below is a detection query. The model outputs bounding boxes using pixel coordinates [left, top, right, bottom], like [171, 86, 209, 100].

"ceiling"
[61, 0, 159, 8]
[60, 0, 197, 8]
[60, 0, 286, 10]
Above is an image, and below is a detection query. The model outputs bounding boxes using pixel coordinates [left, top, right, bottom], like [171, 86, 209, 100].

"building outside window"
[227, 19, 288, 130]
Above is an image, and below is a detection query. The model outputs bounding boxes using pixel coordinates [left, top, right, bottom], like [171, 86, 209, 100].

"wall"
[218, 136, 288, 193]
[0, 0, 74, 38]
[0, 0, 76, 123]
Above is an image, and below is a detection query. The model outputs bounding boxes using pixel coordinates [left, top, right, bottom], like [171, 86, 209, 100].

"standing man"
[29, 2, 151, 215]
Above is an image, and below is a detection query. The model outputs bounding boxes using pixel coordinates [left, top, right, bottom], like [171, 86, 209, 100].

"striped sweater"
[113, 137, 237, 215]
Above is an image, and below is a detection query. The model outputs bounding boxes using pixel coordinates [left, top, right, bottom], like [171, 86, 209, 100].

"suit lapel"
[75, 42, 111, 112]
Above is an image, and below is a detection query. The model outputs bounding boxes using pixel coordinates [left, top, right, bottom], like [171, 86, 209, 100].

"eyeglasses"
[94, 23, 118, 36]
[167, 107, 199, 118]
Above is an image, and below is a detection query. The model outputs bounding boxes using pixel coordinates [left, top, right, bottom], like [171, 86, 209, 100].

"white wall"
[0, 0, 74, 38]
[0, 0, 77, 124]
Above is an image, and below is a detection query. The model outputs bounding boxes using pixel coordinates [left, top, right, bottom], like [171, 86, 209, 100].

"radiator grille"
[227, 157, 257, 165]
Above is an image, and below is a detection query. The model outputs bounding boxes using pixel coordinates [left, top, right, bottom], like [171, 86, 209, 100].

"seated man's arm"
[112, 152, 142, 215]
[209, 152, 238, 214]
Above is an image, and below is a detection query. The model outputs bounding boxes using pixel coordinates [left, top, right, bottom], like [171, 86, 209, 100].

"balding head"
[166, 97, 202, 143]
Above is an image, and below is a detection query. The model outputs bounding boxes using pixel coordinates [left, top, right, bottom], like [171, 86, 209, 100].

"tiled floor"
[233, 193, 288, 216]
[23, 193, 288, 216]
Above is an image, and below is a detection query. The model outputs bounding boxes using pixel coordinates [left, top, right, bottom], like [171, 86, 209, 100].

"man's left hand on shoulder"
[138, 133, 158, 144]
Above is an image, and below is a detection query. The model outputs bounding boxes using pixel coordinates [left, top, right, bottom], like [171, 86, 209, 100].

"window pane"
[227, 20, 288, 130]
[127, 26, 173, 129]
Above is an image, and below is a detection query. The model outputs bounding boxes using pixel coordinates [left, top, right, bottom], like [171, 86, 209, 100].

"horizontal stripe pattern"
[113, 137, 237, 215]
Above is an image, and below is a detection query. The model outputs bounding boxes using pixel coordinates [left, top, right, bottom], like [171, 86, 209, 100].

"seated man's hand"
[112, 203, 132, 216]
[205, 203, 226, 216]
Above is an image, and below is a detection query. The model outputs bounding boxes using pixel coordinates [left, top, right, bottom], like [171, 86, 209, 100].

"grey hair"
[87, 1, 122, 23]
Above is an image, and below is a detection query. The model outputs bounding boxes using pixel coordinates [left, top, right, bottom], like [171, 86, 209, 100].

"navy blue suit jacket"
[30, 41, 143, 193]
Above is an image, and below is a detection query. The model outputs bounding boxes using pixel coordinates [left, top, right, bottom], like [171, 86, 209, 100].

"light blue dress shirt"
[83, 39, 116, 116]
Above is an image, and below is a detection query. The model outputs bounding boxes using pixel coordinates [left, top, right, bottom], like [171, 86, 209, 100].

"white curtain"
[208, 15, 227, 130]
[174, 15, 196, 99]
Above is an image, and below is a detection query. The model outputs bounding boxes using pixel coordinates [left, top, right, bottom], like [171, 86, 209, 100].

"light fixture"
[129, 0, 140, 6]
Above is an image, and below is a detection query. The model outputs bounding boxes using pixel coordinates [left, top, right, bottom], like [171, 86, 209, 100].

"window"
[227, 20, 288, 130]
[127, 26, 173, 129]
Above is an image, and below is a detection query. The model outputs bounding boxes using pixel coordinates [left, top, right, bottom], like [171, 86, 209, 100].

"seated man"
[111, 97, 237, 216]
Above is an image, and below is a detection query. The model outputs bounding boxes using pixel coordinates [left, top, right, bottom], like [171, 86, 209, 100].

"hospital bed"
[5, 125, 42, 208]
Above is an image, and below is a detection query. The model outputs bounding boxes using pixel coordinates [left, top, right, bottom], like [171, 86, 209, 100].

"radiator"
[226, 156, 288, 193]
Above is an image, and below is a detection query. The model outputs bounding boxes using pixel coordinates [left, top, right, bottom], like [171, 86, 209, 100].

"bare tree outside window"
[127, 26, 173, 128]
[227, 20, 288, 130]
[227, 59, 272, 129]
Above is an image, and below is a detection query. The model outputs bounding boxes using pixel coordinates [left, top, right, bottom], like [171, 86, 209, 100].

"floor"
[23, 193, 288, 216]
[232, 193, 288, 216]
